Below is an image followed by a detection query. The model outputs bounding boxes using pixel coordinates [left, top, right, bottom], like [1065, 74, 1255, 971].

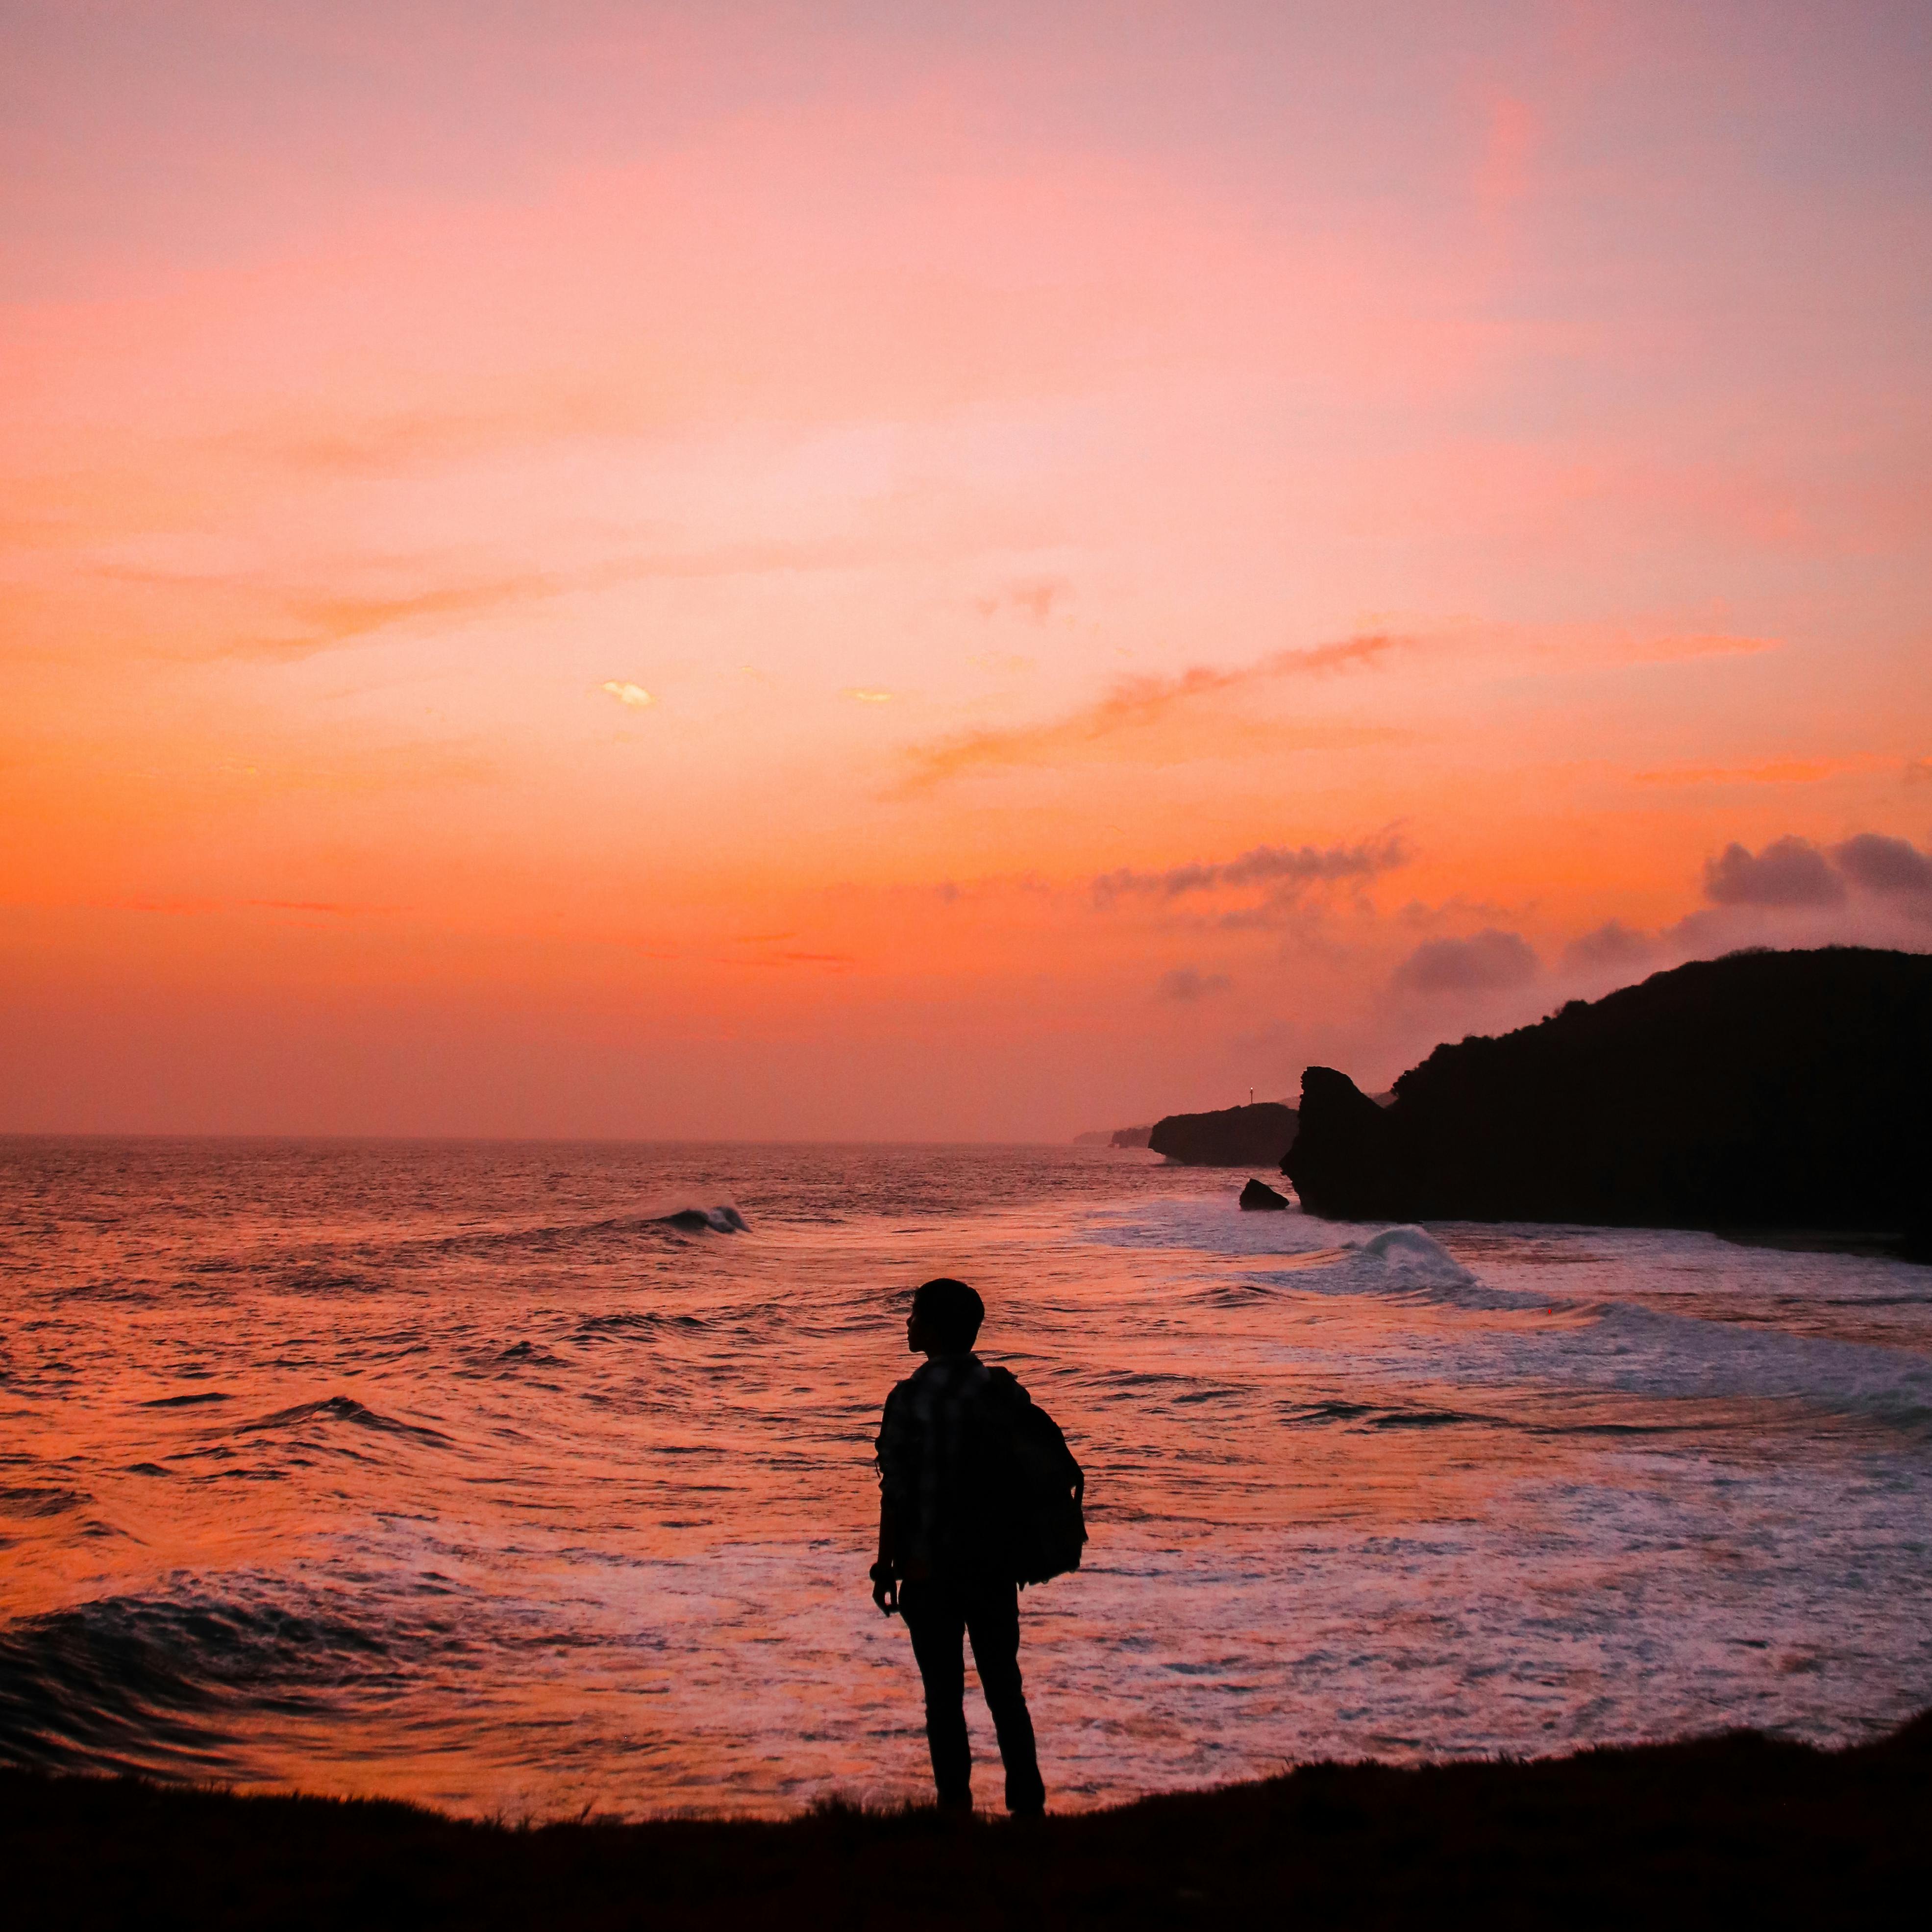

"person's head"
[906, 1277, 984, 1357]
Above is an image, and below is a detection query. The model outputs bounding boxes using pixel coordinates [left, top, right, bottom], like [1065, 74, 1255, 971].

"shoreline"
[9, 1713, 1931, 1929]
[1712, 1226, 1925, 1261]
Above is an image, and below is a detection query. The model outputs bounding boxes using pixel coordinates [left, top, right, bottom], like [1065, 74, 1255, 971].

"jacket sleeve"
[875, 1384, 911, 1504]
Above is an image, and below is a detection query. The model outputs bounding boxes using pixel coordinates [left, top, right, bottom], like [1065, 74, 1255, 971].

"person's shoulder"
[884, 1358, 941, 1402]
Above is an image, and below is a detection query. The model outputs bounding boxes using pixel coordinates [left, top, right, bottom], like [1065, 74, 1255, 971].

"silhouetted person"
[872, 1277, 1064, 1817]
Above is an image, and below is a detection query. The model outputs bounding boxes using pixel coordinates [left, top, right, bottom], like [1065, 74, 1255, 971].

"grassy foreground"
[8, 1714, 1930, 1931]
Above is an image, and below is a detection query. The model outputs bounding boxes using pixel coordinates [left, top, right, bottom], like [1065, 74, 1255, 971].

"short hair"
[913, 1277, 985, 1351]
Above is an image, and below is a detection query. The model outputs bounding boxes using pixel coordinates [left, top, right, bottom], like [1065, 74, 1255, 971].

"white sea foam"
[1086, 1190, 1932, 1436]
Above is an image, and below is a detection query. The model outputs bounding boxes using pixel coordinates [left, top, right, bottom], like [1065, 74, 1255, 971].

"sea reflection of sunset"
[3, 1140, 1926, 1818]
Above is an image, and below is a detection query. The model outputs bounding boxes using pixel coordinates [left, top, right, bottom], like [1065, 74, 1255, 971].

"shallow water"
[2, 1138, 1929, 1817]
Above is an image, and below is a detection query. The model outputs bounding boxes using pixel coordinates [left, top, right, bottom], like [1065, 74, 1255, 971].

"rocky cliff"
[1149, 1101, 1298, 1166]
[1284, 947, 1932, 1233]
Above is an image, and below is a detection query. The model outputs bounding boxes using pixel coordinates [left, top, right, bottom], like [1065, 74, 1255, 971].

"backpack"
[981, 1370, 1087, 1586]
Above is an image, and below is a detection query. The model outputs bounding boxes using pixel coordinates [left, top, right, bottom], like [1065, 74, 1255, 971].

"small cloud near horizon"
[1703, 836, 1844, 907]
[1565, 829, 1932, 978]
[1831, 832, 1932, 896]
[600, 680, 654, 708]
[1563, 918, 1657, 972]
[1155, 966, 1232, 1002]
[1394, 928, 1538, 995]
[844, 688, 894, 703]
[974, 576, 1069, 624]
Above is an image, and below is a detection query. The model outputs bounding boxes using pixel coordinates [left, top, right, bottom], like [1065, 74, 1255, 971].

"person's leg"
[963, 1578, 1044, 1816]
[899, 1580, 972, 1809]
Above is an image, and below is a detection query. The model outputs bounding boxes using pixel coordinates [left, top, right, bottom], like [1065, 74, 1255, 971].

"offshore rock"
[1238, 1178, 1289, 1211]
[1284, 946, 1932, 1233]
[1148, 1102, 1298, 1167]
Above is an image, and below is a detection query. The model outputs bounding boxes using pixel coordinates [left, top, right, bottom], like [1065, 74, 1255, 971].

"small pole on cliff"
[1248, 1086, 1254, 1106]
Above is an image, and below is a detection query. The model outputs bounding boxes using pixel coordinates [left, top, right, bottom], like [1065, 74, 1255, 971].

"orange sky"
[4, 1, 1930, 1137]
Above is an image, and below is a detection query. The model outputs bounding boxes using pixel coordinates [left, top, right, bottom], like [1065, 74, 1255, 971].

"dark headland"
[8, 1714, 1930, 1929]
[1147, 1101, 1298, 1166]
[1286, 946, 1932, 1251]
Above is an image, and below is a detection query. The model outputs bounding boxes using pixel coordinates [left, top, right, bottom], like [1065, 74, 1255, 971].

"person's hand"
[870, 1564, 899, 1616]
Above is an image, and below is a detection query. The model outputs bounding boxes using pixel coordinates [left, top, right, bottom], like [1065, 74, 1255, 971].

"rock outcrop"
[1284, 947, 1932, 1233]
[1149, 1102, 1298, 1167]
[1238, 1178, 1289, 1211]
[1282, 1068, 1406, 1218]
[1110, 1124, 1155, 1149]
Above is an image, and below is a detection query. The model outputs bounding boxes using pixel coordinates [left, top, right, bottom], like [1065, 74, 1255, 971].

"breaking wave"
[0, 1589, 402, 1778]
[230, 1395, 454, 1446]
[650, 1205, 750, 1234]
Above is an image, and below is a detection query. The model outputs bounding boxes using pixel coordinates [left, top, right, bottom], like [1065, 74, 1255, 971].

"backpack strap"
[983, 1365, 1027, 1404]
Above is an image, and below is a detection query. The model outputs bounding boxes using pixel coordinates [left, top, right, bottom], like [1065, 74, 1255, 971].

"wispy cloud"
[973, 576, 1069, 623]
[90, 537, 894, 662]
[79, 567, 564, 660]
[102, 896, 393, 917]
[1617, 632, 1780, 665]
[272, 580, 570, 652]
[1093, 835, 1408, 907]
[219, 394, 629, 480]
[844, 689, 894, 703]
[249, 899, 373, 915]
[894, 633, 1411, 793]
[1636, 753, 1884, 786]
[601, 680, 654, 708]
[1154, 966, 1231, 1002]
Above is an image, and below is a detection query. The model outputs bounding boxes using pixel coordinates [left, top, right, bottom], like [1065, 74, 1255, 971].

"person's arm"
[871, 1490, 901, 1615]
[872, 1391, 902, 1614]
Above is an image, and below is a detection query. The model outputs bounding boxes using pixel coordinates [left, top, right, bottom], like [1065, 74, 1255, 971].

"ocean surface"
[3, 1138, 1930, 1819]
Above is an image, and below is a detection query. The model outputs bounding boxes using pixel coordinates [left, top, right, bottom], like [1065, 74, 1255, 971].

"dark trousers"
[899, 1573, 1044, 1815]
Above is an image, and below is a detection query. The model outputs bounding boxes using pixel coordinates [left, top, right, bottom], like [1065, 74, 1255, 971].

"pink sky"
[4, 0, 1930, 1137]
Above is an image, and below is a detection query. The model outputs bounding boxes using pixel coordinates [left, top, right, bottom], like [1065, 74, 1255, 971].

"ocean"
[2, 1138, 1929, 1819]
